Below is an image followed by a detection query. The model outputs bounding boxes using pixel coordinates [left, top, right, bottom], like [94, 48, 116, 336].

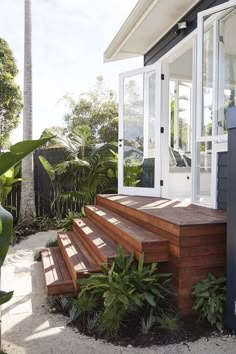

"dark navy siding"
[218, 152, 227, 210]
[144, 0, 228, 66]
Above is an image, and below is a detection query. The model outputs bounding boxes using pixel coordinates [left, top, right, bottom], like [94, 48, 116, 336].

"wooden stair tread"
[85, 205, 168, 254]
[41, 247, 74, 295]
[58, 232, 100, 276]
[73, 218, 130, 262]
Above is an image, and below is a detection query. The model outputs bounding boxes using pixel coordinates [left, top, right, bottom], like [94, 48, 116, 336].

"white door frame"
[118, 63, 162, 197]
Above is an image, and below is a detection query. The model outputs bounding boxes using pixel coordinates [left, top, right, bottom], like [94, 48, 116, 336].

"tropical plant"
[0, 137, 52, 349]
[156, 311, 180, 332]
[191, 273, 226, 331]
[20, 0, 35, 224]
[59, 210, 82, 231]
[38, 155, 64, 219]
[0, 165, 21, 208]
[140, 310, 156, 334]
[77, 245, 173, 337]
[124, 163, 142, 187]
[40, 126, 117, 213]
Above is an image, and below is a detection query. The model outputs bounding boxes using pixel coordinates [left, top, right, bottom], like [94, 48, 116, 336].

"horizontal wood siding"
[144, 0, 228, 66]
[218, 152, 227, 211]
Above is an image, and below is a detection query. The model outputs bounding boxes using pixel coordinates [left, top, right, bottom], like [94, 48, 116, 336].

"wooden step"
[57, 232, 100, 289]
[41, 247, 75, 296]
[85, 205, 169, 263]
[73, 218, 130, 264]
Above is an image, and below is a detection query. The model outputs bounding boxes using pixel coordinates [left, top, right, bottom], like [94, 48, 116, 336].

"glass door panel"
[119, 65, 161, 196]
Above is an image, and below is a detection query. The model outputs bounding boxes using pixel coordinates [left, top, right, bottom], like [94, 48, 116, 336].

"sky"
[0, 0, 142, 143]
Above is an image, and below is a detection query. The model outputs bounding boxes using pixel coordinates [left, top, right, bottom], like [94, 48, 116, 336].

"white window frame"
[195, 0, 236, 207]
[118, 63, 162, 197]
[197, 0, 236, 143]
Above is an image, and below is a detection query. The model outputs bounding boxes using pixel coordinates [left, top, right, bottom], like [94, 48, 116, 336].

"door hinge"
[160, 127, 164, 133]
[161, 73, 165, 80]
[160, 180, 164, 187]
[219, 35, 224, 44]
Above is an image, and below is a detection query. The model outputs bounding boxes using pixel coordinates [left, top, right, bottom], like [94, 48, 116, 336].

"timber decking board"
[85, 205, 169, 254]
[58, 232, 100, 280]
[73, 218, 130, 263]
[41, 247, 74, 295]
[97, 194, 227, 227]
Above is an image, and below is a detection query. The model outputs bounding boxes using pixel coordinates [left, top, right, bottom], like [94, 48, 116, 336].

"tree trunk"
[19, 0, 36, 223]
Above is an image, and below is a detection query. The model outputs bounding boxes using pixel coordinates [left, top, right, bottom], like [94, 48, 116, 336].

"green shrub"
[46, 239, 58, 248]
[156, 311, 180, 332]
[191, 273, 226, 331]
[58, 210, 82, 231]
[77, 245, 173, 337]
[140, 310, 156, 334]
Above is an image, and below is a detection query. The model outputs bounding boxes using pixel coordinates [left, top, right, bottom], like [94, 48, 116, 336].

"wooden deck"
[41, 194, 227, 315]
[97, 195, 227, 314]
[96, 195, 227, 226]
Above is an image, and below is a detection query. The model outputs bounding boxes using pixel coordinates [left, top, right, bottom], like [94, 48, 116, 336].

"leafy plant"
[97, 309, 124, 337]
[0, 137, 52, 311]
[140, 310, 156, 334]
[46, 239, 58, 248]
[34, 250, 41, 262]
[40, 127, 117, 213]
[191, 273, 226, 331]
[57, 296, 72, 314]
[156, 311, 180, 332]
[35, 216, 59, 231]
[69, 306, 80, 323]
[78, 245, 173, 337]
[73, 293, 100, 315]
[59, 210, 82, 231]
[86, 312, 100, 331]
[124, 163, 142, 187]
[0, 165, 21, 208]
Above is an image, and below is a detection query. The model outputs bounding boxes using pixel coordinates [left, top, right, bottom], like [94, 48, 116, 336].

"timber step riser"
[73, 219, 118, 264]
[85, 205, 169, 263]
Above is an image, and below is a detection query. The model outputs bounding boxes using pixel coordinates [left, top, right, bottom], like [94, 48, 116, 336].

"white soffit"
[104, 0, 201, 62]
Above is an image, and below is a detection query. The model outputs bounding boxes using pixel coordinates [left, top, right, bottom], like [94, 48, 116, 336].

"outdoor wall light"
[177, 21, 188, 30]
[173, 21, 188, 35]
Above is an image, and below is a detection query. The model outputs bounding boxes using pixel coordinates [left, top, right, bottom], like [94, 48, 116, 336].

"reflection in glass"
[123, 72, 156, 188]
[202, 26, 214, 137]
[217, 8, 236, 136]
[196, 141, 212, 205]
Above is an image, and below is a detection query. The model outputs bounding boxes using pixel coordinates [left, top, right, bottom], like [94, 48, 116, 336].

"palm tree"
[19, 0, 36, 223]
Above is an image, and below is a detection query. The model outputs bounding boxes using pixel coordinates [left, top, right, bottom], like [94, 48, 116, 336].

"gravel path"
[2, 232, 236, 354]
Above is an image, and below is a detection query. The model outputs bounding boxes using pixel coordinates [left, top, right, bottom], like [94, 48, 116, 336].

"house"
[42, 0, 234, 316]
[104, 0, 236, 210]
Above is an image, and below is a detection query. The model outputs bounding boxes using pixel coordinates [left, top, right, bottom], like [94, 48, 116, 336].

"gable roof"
[104, 0, 201, 62]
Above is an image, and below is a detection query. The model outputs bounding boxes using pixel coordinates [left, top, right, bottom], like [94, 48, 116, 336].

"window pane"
[196, 141, 212, 205]
[202, 26, 214, 137]
[123, 72, 156, 188]
[217, 8, 236, 136]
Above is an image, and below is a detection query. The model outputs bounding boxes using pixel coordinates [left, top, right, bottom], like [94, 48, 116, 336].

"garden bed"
[49, 300, 229, 348]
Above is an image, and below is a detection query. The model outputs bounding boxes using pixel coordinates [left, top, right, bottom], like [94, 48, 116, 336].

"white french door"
[118, 63, 162, 196]
[194, 0, 236, 207]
